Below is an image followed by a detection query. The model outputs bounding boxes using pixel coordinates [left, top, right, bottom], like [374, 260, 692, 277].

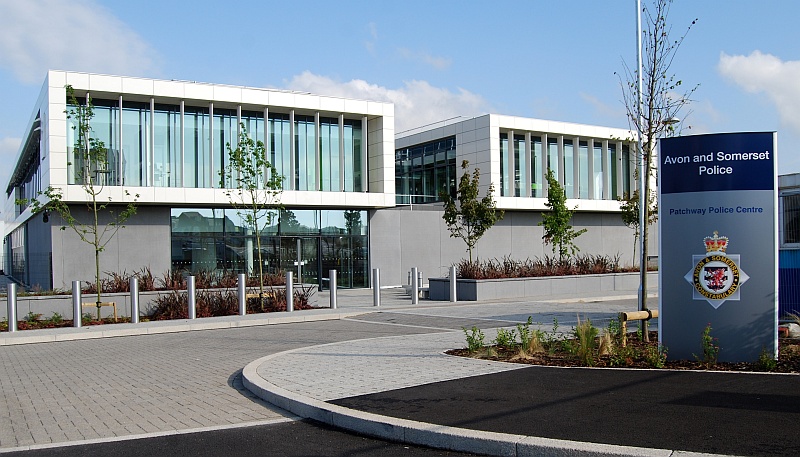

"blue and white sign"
[658, 132, 777, 362]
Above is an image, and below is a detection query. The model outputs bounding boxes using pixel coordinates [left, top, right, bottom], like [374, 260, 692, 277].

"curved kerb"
[242, 346, 730, 457]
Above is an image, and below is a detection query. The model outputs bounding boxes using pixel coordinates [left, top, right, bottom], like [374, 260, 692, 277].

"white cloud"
[397, 47, 452, 70]
[718, 51, 800, 135]
[0, 0, 160, 84]
[284, 71, 491, 132]
[0, 137, 21, 189]
[365, 22, 378, 54]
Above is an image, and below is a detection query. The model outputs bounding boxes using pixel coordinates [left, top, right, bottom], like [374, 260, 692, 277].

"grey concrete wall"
[50, 205, 172, 290]
[370, 205, 650, 287]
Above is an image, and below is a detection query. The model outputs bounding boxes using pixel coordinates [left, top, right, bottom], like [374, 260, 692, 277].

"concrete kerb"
[0, 309, 373, 346]
[241, 343, 734, 457]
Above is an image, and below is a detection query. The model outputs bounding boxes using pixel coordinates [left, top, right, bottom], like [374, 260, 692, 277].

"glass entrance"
[280, 237, 319, 285]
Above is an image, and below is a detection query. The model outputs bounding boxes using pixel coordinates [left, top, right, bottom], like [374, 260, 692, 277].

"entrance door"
[280, 237, 319, 285]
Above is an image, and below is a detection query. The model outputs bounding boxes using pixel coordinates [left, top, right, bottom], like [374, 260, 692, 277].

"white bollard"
[329, 270, 337, 309]
[450, 266, 457, 303]
[286, 272, 294, 312]
[72, 281, 81, 328]
[411, 267, 419, 305]
[7, 283, 17, 332]
[238, 273, 246, 316]
[187, 275, 196, 319]
[130, 277, 139, 324]
[373, 268, 380, 307]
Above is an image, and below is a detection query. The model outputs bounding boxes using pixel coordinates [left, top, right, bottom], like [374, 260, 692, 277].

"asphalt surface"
[333, 367, 800, 456]
[0, 421, 479, 457]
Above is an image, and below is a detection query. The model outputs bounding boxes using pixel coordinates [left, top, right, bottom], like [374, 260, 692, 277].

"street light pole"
[637, 0, 647, 323]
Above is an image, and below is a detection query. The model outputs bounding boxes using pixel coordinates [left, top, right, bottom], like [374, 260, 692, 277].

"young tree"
[441, 160, 504, 263]
[539, 169, 586, 260]
[221, 124, 284, 303]
[619, 0, 697, 340]
[618, 190, 658, 264]
[25, 85, 139, 318]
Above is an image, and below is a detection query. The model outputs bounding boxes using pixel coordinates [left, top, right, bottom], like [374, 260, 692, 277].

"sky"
[1, 0, 799, 190]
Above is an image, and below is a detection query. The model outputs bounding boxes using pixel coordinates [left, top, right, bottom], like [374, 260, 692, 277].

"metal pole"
[450, 266, 457, 303]
[636, 0, 649, 338]
[238, 273, 246, 316]
[329, 270, 337, 309]
[71, 280, 81, 329]
[130, 277, 139, 324]
[296, 238, 302, 283]
[7, 283, 17, 332]
[286, 272, 294, 312]
[411, 267, 418, 305]
[187, 275, 196, 320]
[372, 268, 380, 307]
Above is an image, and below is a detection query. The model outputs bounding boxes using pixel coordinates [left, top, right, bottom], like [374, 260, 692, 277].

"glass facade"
[499, 131, 634, 201]
[67, 96, 365, 193]
[395, 136, 457, 204]
[171, 208, 369, 288]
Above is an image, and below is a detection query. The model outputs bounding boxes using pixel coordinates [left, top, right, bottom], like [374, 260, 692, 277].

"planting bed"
[448, 332, 800, 373]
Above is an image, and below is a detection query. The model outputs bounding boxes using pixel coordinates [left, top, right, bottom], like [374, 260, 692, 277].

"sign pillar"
[659, 132, 777, 362]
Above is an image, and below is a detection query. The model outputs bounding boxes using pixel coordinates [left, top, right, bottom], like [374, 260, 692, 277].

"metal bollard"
[130, 277, 139, 324]
[7, 283, 17, 332]
[286, 272, 293, 312]
[72, 281, 81, 329]
[411, 267, 419, 305]
[187, 275, 196, 319]
[329, 270, 337, 309]
[450, 265, 457, 303]
[373, 268, 380, 307]
[238, 273, 246, 316]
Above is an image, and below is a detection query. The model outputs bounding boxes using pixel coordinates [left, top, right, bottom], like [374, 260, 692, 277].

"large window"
[783, 193, 800, 245]
[294, 115, 316, 191]
[184, 106, 211, 188]
[171, 208, 369, 288]
[395, 137, 456, 204]
[153, 104, 180, 187]
[64, 95, 366, 194]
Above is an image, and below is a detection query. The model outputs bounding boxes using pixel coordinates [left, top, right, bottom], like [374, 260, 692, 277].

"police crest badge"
[684, 231, 749, 309]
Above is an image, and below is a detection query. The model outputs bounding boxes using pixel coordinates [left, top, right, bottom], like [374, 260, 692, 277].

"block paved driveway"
[0, 319, 452, 449]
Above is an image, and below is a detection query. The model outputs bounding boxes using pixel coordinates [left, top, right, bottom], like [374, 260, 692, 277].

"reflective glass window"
[593, 142, 603, 199]
[320, 117, 340, 191]
[500, 133, 509, 196]
[214, 108, 237, 188]
[578, 140, 589, 199]
[153, 104, 180, 187]
[563, 139, 574, 198]
[121, 101, 151, 187]
[294, 116, 315, 191]
[514, 135, 526, 197]
[184, 106, 211, 188]
[608, 143, 618, 199]
[343, 119, 362, 192]
[547, 138, 559, 178]
[531, 136, 542, 197]
[269, 113, 291, 190]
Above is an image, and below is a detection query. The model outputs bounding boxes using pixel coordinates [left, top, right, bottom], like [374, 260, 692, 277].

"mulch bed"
[447, 332, 800, 373]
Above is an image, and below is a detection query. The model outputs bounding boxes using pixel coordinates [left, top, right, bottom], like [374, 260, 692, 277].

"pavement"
[2, 287, 798, 456]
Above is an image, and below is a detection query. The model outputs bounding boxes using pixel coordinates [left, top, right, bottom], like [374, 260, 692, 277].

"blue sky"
[1, 0, 799, 188]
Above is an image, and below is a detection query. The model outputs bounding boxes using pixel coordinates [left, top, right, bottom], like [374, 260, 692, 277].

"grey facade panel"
[50, 206, 171, 290]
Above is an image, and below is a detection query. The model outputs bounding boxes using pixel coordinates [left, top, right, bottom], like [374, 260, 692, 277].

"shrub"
[493, 328, 517, 350]
[454, 254, 622, 280]
[462, 326, 486, 354]
[573, 316, 599, 366]
[694, 323, 720, 369]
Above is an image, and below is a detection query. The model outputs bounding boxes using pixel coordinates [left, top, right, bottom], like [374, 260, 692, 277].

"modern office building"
[4, 71, 644, 291]
[4, 71, 394, 289]
[372, 115, 641, 284]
